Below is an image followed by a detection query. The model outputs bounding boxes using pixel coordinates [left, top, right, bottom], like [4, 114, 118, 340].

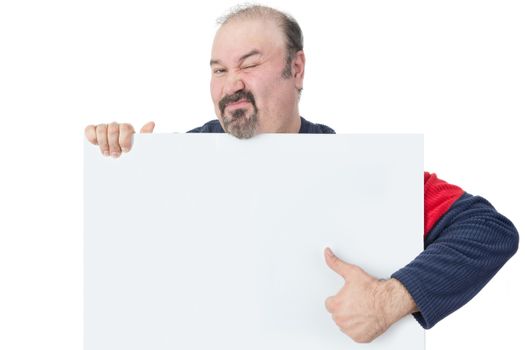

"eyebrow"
[209, 49, 262, 66]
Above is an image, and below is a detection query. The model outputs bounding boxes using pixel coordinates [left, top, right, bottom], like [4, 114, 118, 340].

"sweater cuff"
[391, 268, 435, 329]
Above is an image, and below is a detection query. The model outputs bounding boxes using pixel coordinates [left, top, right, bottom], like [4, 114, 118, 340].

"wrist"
[376, 278, 418, 327]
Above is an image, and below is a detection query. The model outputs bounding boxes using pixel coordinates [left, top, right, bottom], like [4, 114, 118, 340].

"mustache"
[219, 90, 257, 115]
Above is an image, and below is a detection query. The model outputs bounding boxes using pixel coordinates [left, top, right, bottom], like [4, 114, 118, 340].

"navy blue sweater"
[187, 117, 335, 134]
[188, 117, 519, 329]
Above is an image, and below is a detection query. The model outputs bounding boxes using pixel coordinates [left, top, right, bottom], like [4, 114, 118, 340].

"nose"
[224, 74, 245, 96]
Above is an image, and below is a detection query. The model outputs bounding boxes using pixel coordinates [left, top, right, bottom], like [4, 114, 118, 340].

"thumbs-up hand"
[324, 247, 418, 343]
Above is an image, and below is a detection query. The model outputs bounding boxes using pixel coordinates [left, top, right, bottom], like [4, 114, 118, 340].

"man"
[85, 5, 519, 344]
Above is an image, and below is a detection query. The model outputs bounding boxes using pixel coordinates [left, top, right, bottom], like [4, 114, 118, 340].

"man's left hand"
[324, 247, 418, 343]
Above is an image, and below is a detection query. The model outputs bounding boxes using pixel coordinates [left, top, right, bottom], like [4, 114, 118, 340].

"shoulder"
[187, 120, 224, 133]
[422, 172, 516, 239]
[423, 172, 465, 237]
[424, 173, 519, 253]
[299, 117, 336, 134]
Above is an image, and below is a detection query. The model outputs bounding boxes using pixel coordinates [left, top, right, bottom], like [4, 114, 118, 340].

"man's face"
[210, 18, 302, 139]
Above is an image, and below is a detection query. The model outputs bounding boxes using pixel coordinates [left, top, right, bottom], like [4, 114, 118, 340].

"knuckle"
[325, 297, 339, 312]
[332, 314, 344, 325]
[120, 123, 133, 134]
[352, 265, 365, 275]
[95, 124, 107, 137]
[84, 125, 96, 142]
[329, 254, 339, 264]
[108, 122, 119, 135]
[354, 334, 373, 344]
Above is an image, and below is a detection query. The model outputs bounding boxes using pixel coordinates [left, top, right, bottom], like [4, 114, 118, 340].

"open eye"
[213, 68, 226, 75]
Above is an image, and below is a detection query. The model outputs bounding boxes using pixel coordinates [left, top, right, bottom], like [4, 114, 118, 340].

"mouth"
[225, 99, 250, 110]
[219, 90, 257, 116]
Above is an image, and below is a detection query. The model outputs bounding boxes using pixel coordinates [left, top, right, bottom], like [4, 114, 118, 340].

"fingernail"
[111, 152, 120, 158]
[122, 147, 129, 153]
[103, 150, 109, 157]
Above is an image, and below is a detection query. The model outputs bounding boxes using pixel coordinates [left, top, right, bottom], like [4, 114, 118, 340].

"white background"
[0, 0, 523, 349]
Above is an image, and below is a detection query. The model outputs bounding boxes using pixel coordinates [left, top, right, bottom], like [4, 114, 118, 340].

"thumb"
[324, 247, 355, 279]
[140, 121, 155, 133]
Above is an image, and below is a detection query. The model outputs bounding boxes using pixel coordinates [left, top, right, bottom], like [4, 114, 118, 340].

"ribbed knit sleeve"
[391, 177, 519, 329]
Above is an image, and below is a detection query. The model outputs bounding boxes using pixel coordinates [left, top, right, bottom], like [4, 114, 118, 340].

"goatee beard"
[219, 90, 258, 139]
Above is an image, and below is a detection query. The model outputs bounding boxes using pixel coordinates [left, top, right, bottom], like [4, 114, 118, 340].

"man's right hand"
[84, 121, 155, 157]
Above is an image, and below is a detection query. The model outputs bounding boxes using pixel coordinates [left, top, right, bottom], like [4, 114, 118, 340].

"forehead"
[211, 17, 286, 61]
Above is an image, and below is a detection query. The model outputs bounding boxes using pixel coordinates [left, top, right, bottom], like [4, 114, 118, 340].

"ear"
[292, 50, 305, 90]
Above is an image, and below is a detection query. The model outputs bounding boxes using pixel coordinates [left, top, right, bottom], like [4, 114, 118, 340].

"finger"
[118, 123, 135, 153]
[95, 123, 109, 156]
[325, 296, 338, 313]
[332, 313, 348, 327]
[324, 247, 353, 279]
[107, 122, 121, 157]
[140, 121, 155, 133]
[84, 125, 98, 145]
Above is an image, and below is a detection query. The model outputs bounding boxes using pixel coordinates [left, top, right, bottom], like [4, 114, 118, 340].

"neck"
[279, 107, 301, 133]
[286, 114, 301, 133]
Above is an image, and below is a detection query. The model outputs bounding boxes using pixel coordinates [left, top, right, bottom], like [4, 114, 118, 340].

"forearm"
[392, 193, 519, 329]
[377, 278, 419, 328]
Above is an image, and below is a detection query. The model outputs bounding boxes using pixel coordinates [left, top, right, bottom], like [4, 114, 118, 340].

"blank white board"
[84, 134, 424, 349]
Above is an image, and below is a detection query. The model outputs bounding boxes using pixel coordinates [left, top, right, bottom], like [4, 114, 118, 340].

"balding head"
[218, 5, 303, 79]
[209, 5, 306, 139]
